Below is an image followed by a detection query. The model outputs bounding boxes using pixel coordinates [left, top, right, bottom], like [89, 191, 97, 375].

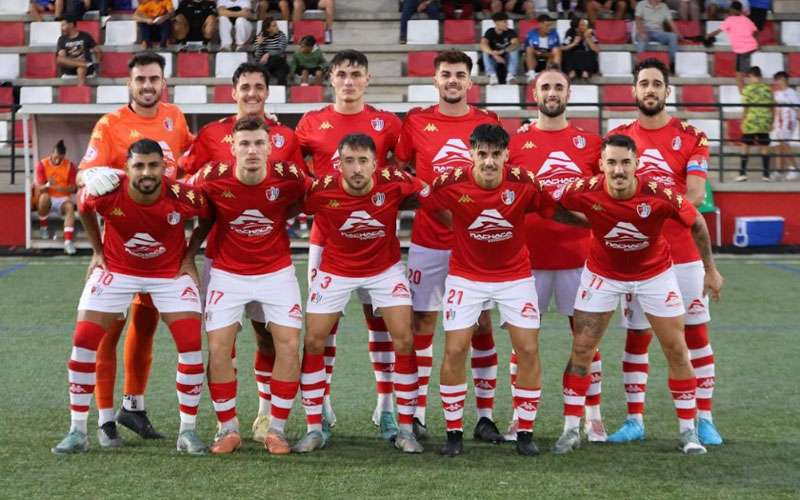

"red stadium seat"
[213, 85, 235, 103]
[602, 85, 636, 111]
[407, 51, 438, 77]
[725, 119, 742, 142]
[500, 117, 521, 135]
[160, 87, 169, 102]
[524, 82, 537, 110]
[713, 52, 736, 77]
[467, 84, 480, 105]
[788, 53, 800, 77]
[14, 121, 31, 146]
[176, 52, 210, 77]
[675, 20, 701, 43]
[0, 87, 13, 107]
[0, 22, 25, 47]
[595, 20, 628, 44]
[24, 53, 57, 78]
[58, 85, 91, 104]
[444, 20, 476, 44]
[682, 85, 715, 112]
[100, 52, 134, 78]
[290, 85, 324, 103]
[571, 118, 600, 135]
[517, 19, 538, 40]
[77, 21, 101, 44]
[757, 21, 777, 45]
[292, 20, 324, 44]
[636, 51, 669, 67]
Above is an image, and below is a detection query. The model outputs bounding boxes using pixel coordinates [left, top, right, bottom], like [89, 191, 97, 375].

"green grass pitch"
[0, 256, 798, 499]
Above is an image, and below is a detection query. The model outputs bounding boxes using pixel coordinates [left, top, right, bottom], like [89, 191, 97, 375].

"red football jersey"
[555, 174, 697, 281]
[395, 105, 499, 250]
[420, 166, 550, 282]
[79, 176, 207, 278]
[509, 123, 602, 270]
[608, 117, 709, 264]
[303, 167, 422, 278]
[194, 161, 306, 275]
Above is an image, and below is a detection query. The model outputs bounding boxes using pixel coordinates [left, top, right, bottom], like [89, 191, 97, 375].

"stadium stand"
[0, 22, 25, 47]
[292, 20, 326, 44]
[58, 85, 92, 104]
[406, 19, 439, 44]
[443, 19, 476, 44]
[290, 85, 325, 103]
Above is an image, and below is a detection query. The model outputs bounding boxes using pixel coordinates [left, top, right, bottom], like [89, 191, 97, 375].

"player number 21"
[446, 289, 463, 305]
[208, 290, 225, 305]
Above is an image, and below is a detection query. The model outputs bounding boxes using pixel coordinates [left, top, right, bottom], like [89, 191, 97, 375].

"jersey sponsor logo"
[573, 135, 586, 149]
[372, 192, 385, 206]
[467, 209, 514, 243]
[665, 290, 682, 307]
[319, 121, 333, 130]
[603, 222, 649, 251]
[82, 145, 98, 163]
[672, 136, 682, 150]
[424, 123, 438, 132]
[338, 210, 386, 240]
[371, 117, 385, 132]
[536, 151, 584, 186]
[391, 283, 411, 298]
[591, 203, 604, 212]
[501, 189, 515, 205]
[123, 232, 167, 259]
[167, 211, 181, 225]
[431, 138, 472, 174]
[288, 304, 302, 319]
[638, 148, 675, 185]
[687, 298, 705, 314]
[520, 302, 538, 318]
[229, 209, 275, 236]
[272, 133, 285, 148]
[636, 202, 651, 218]
[266, 186, 280, 201]
[130, 129, 142, 139]
[221, 190, 235, 199]
[163, 117, 173, 131]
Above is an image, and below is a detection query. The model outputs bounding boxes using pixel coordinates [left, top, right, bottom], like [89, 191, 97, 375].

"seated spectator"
[525, 14, 561, 82]
[500, 0, 535, 17]
[253, 16, 290, 85]
[665, 0, 700, 20]
[706, 1, 757, 78]
[290, 35, 326, 86]
[586, 0, 633, 22]
[217, 0, 254, 51]
[748, 0, 769, 30]
[133, 0, 174, 49]
[56, 18, 101, 86]
[400, 0, 440, 44]
[770, 71, 799, 181]
[34, 140, 78, 255]
[293, 0, 334, 44]
[561, 17, 599, 81]
[174, 0, 218, 49]
[441, 0, 482, 18]
[480, 12, 521, 84]
[30, 0, 55, 22]
[634, 0, 681, 73]
[736, 66, 774, 182]
[54, 0, 90, 20]
[258, 0, 291, 20]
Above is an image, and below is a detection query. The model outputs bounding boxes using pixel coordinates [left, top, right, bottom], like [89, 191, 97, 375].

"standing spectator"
[706, 2, 757, 78]
[525, 14, 561, 82]
[586, 0, 634, 23]
[253, 16, 290, 85]
[480, 12, 521, 84]
[133, 0, 174, 49]
[30, 0, 55, 22]
[770, 71, 800, 181]
[56, 18, 101, 86]
[258, 0, 291, 20]
[748, 0, 770, 30]
[218, 0, 254, 51]
[634, 0, 681, 73]
[293, 0, 334, 44]
[400, 0, 440, 44]
[174, 0, 218, 49]
[54, 0, 90, 20]
[289, 35, 326, 85]
[736, 66, 774, 182]
[34, 140, 78, 255]
[561, 17, 599, 81]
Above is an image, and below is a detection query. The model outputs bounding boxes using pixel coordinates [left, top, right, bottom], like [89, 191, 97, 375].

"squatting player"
[35, 140, 78, 255]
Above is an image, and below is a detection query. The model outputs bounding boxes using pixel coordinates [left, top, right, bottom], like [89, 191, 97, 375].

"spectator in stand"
[525, 14, 561, 82]
[635, 0, 681, 74]
[705, 0, 749, 20]
[253, 16, 290, 85]
[290, 35, 326, 86]
[586, 0, 634, 23]
[770, 71, 800, 181]
[668, 0, 700, 20]
[174, 0, 218, 50]
[56, 18, 101, 86]
[400, 0, 440, 44]
[30, 0, 55, 22]
[706, 1, 757, 78]
[441, 0, 482, 18]
[35, 140, 78, 255]
[499, 0, 535, 18]
[217, 0, 254, 51]
[133, 0, 174, 49]
[293, 0, 335, 44]
[481, 12, 521, 84]
[736, 66, 774, 182]
[561, 17, 599, 81]
[257, 0, 291, 20]
[747, 0, 770, 30]
[54, 0, 90, 20]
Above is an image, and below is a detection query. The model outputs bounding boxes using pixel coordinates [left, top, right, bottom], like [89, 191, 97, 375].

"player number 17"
[208, 290, 225, 305]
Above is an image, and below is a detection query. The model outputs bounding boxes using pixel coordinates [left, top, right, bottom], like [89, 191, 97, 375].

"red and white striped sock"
[169, 318, 204, 431]
[209, 380, 238, 430]
[63, 226, 74, 242]
[562, 371, 591, 431]
[685, 323, 715, 421]
[254, 350, 274, 417]
[297, 214, 309, 232]
[393, 354, 419, 431]
[622, 329, 652, 423]
[367, 317, 395, 413]
[269, 378, 299, 433]
[585, 350, 603, 420]
[413, 333, 434, 423]
[440, 383, 467, 432]
[300, 352, 326, 433]
[669, 377, 698, 432]
[513, 385, 541, 432]
[323, 322, 338, 401]
[471, 333, 497, 420]
[68, 321, 105, 434]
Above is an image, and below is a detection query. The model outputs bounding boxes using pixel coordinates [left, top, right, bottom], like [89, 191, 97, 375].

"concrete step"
[331, 20, 405, 45]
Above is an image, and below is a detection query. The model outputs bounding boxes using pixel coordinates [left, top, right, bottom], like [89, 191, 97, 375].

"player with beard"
[394, 50, 503, 442]
[506, 69, 605, 442]
[77, 51, 194, 447]
[605, 59, 722, 446]
[295, 50, 403, 438]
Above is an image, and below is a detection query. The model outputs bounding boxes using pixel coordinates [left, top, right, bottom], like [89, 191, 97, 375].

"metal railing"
[0, 84, 20, 185]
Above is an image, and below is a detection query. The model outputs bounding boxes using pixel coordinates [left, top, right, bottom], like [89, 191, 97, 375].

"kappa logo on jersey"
[458, 194, 473, 203]
[372, 192, 385, 206]
[319, 121, 333, 130]
[180, 287, 199, 302]
[522, 141, 535, 150]
[288, 304, 302, 319]
[518, 401, 538, 412]
[338, 210, 386, 240]
[665, 291, 682, 307]
[167, 211, 181, 225]
[536, 151, 584, 186]
[391, 283, 411, 298]
[573, 135, 586, 149]
[520, 302, 538, 318]
[431, 138, 472, 174]
[467, 209, 514, 243]
[424, 123, 438, 132]
[111, 207, 125, 217]
[501, 189, 515, 205]
[604, 222, 649, 251]
[636, 202, 652, 218]
[371, 117, 385, 132]
[638, 149, 675, 185]
[229, 209, 275, 236]
[688, 298, 705, 314]
[266, 186, 280, 201]
[272, 133, 285, 148]
[123, 232, 166, 259]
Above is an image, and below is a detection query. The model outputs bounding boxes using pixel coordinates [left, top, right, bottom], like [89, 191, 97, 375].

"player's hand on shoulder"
[82, 167, 120, 196]
[704, 267, 724, 302]
[178, 256, 200, 287]
[517, 120, 533, 134]
[86, 252, 108, 281]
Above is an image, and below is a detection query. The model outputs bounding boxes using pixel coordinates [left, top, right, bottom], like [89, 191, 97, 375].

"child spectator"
[56, 18, 101, 86]
[133, 0, 174, 49]
[736, 66, 774, 182]
[561, 16, 599, 81]
[253, 16, 290, 85]
[770, 71, 800, 181]
[290, 35, 326, 86]
[480, 12, 521, 85]
[706, 1, 757, 78]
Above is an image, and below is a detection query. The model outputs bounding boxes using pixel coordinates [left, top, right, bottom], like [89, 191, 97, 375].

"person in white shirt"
[217, 0, 253, 50]
[771, 71, 800, 180]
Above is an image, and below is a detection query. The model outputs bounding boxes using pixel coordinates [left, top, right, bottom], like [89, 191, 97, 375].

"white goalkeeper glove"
[83, 167, 120, 196]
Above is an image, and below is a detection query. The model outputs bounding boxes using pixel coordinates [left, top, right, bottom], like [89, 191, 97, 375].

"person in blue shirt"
[525, 14, 561, 82]
[747, 0, 770, 30]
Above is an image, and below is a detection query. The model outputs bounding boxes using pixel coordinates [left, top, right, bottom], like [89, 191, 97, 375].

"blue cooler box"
[733, 216, 785, 247]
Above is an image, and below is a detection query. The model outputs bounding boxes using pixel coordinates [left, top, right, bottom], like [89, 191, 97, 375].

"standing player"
[52, 140, 207, 455]
[183, 117, 305, 454]
[181, 62, 306, 443]
[551, 134, 723, 455]
[395, 50, 504, 442]
[35, 140, 78, 255]
[606, 58, 723, 446]
[295, 134, 424, 454]
[506, 69, 605, 442]
[295, 49, 403, 435]
[422, 124, 553, 457]
[78, 51, 194, 445]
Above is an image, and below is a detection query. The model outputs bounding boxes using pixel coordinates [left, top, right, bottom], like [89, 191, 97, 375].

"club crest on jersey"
[672, 136, 682, 150]
[266, 186, 280, 201]
[636, 202, 651, 218]
[501, 189, 515, 205]
[371, 117, 385, 132]
[82, 145, 97, 162]
[272, 133, 285, 148]
[372, 192, 385, 206]
[163, 117, 173, 131]
[573, 135, 586, 149]
[167, 211, 181, 225]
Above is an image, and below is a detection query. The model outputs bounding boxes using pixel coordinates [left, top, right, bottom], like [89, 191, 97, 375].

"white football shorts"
[442, 274, 540, 331]
[575, 266, 685, 319]
[78, 268, 202, 314]
[306, 262, 412, 315]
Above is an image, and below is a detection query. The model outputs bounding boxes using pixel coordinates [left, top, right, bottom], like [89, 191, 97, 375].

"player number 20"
[408, 269, 422, 285]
